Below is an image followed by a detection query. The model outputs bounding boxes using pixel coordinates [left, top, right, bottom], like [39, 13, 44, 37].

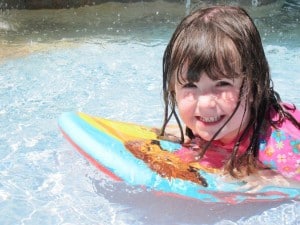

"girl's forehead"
[175, 59, 243, 83]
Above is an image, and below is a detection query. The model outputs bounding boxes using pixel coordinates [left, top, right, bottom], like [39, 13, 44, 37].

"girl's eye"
[216, 80, 232, 87]
[182, 82, 197, 88]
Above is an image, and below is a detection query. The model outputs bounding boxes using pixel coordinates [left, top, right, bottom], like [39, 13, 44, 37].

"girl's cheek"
[176, 93, 197, 111]
[177, 99, 191, 112]
[219, 90, 239, 103]
[177, 90, 198, 103]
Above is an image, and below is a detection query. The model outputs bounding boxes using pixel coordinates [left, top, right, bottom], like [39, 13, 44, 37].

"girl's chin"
[197, 132, 237, 144]
[193, 130, 218, 141]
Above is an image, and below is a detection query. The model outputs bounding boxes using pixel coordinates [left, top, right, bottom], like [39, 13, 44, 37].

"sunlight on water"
[0, 1, 299, 224]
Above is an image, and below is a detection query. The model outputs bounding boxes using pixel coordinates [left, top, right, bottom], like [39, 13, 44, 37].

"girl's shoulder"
[258, 103, 300, 181]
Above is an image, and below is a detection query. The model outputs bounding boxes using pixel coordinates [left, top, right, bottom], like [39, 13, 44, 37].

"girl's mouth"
[196, 115, 224, 124]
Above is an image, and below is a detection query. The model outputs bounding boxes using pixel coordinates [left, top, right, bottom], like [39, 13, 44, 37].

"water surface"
[0, 1, 299, 224]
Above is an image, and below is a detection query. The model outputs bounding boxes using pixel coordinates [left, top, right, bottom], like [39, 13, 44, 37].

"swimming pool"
[0, 1, 299, 224]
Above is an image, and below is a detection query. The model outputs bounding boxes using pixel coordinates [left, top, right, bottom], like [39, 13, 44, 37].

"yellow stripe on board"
[78, 112, 157, 143]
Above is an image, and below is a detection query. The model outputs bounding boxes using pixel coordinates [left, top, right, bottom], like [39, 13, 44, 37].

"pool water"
[0, 1, 299, 224]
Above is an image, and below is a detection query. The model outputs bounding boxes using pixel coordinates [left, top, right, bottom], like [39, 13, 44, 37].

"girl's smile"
[175, 72, 250, 144]
[196, 115, 224, 124]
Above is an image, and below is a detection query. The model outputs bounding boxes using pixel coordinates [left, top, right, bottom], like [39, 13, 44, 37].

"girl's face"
[175, 70, 251, 144]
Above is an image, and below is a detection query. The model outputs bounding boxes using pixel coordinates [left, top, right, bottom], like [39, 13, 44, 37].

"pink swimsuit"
[258, 105, 300, 181]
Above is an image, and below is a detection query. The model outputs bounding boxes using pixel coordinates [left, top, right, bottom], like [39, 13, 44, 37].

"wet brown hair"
[160, 5, 300, 177]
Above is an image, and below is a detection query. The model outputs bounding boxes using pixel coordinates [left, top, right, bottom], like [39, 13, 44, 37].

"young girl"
[159, 5, 300, 181]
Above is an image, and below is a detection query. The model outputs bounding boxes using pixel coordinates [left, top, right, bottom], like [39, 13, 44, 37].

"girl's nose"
[197, 94, 217, 108]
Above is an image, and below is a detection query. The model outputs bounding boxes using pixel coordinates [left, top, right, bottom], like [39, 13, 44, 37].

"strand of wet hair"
[243, 95, 268, 174]
[269, 87, 300, 129]
[226, 99, 252, 176]
[226, 107, 260, 178]
[160, 41, 173, 138]
[160, 93, 184, 143]
[160, 94, 170, 137]
[160, 35, 188, 142]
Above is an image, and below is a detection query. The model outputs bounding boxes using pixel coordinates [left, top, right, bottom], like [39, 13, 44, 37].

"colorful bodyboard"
[58, 112, 300, 203]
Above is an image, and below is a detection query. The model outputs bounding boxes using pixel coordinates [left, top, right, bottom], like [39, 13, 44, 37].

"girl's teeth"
[200, 116, 221, 123]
